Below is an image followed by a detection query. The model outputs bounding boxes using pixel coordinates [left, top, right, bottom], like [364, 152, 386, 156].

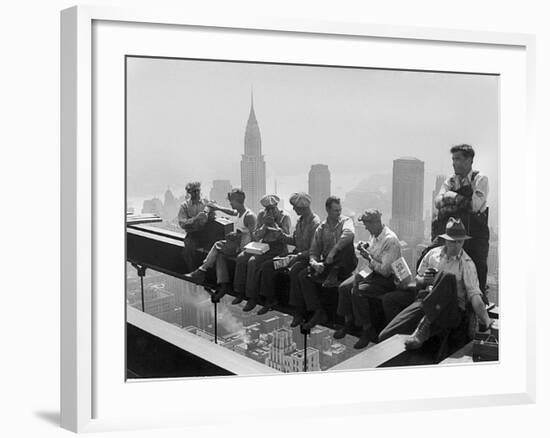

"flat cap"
[359, 208, 382, 222]
[289, 192, 312, 208]
[185, 181, 201, 192]
[260, 194, 280, 207]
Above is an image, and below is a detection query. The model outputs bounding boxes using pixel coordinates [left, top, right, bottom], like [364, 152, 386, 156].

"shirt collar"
[454, 169, 474, 184]
[441, 246, 463, 261]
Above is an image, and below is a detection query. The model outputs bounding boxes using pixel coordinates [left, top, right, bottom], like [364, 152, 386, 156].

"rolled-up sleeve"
[309, 227, 322, 263]
[178, 204, 193, 229]
[372, 238, 401, 277]
[471, 175, 489, 212]
[463, 258, 483, 301]
[334, 217, 355, 251]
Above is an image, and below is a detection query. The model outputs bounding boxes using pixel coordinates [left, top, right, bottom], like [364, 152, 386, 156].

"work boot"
[212, 283, 230, 301]
[231, 295, 244, 305]
[257, 299, 278, 315]
[303, 309, 328, 330]
[353, 326, 375, 349]
[242, 299, 257, 312]
[290, 313, 305, 328]
[334, 318, 354, 340]
[404, 316, 431, 350]
[184, 268, 206, 285]
[322, 267, 340, 288]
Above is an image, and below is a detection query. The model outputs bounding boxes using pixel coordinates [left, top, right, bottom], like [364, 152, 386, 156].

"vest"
[432, 171, 489, 241]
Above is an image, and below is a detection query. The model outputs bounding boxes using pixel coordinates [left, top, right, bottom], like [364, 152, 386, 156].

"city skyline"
[126, 57, 499, 229]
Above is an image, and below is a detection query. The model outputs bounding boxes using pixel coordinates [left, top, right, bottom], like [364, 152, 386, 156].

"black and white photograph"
[125, 56, 500, 378]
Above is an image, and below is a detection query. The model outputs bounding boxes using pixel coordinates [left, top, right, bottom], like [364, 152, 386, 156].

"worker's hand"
[263, 215, 275, 226]
[423, 267, 438, 285]
[311, 261, 325, 274]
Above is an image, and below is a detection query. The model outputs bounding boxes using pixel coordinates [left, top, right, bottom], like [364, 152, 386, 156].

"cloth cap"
[185, 181, 201, 193]
[359, 208, 382, 222]
[289, 192, 312, 208]
[260, 194, 280, 207]
[439, 217, 471, 241]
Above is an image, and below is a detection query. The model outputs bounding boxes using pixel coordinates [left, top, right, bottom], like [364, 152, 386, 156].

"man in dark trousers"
[256, 192, 321, 317]
[178, 181, 212, 271]
[379, 218, 492, 350]
[433, 144, 490, 294]
[335, 209, 402, 349]
[297, 196, 358, 330]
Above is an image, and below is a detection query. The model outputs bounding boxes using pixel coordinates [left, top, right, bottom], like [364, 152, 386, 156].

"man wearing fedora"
[232, 194, 292, 312]
[256, 192, 321, 317]
[433, 144, 490, 294]
[335, 209, 402, 349]
[378, 218, 492, 350]
[178, 181, 212, 271]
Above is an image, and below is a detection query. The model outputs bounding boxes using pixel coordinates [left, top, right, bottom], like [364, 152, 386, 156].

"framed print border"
[60, 5, 537, 433]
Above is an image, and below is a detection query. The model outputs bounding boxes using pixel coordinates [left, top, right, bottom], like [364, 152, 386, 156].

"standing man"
[434, 144, 490, 293]
[256, 192, 321, 316]
[185, 189, 256, 300]
[335, 209, 402, 349]
[379, 218, 492, 350]
[178, 181, 212, 270]
[232, 194, 292, 312]
[297, 196, 358, 330]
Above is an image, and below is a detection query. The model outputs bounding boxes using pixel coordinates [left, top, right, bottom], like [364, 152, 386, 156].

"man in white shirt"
[379, 218, 492, 351]
[433, 144, 490, 293]
[335, 209, 401, 349]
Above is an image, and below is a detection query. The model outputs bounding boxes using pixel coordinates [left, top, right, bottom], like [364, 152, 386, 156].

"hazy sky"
[126, 57, 499, 222]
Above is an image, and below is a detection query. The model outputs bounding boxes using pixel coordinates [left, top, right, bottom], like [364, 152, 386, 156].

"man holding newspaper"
[335, 209, 402, 349]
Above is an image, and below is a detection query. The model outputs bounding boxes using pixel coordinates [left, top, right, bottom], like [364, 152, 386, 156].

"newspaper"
[391, 256, 412, 283]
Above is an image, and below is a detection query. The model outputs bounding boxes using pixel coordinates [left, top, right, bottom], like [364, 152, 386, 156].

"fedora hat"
[439, 217, 471, 241]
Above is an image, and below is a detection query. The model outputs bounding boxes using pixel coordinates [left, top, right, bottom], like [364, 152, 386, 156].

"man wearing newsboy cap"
[256, 192, 321, 318]
[232, 194, 291, 312]
[378, 218, 492, 350]
[335, 209, 402, 349]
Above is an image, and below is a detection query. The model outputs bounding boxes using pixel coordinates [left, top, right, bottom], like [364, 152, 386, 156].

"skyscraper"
[432, 174, 446, 217]
[309, 164, 331, 217]
[390, 157, 425, 246]
[240, 92, 266, 213]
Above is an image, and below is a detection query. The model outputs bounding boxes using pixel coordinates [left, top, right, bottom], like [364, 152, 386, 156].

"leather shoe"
[353, 330, 374, 349]
[231, 295, 244, 305]
[212, 283, 230, 301]
[404, 316, 431, 350]
[242, 300, 257, 312]
[334, 321, 354, 340]
[184, 268, 206, 285]
[303, 309, 328, 330]
[257, 300, 277, 316]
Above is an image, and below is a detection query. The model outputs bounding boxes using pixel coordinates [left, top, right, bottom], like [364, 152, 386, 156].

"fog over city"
[126, 56, 499, 228]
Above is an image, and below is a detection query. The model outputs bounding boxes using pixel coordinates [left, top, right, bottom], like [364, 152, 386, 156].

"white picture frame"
[60, 5, 536, 433]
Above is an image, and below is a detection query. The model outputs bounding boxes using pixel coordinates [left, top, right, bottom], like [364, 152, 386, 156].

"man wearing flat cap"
[335, 209, 402, 349]
[178, 181, 212, 270]
[232, 194, 292, 312]
[297, 196, 358, 330]
[379, 218, 492, 350]
[184, 189, 256, 299]
[256, 192, 321, 317]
